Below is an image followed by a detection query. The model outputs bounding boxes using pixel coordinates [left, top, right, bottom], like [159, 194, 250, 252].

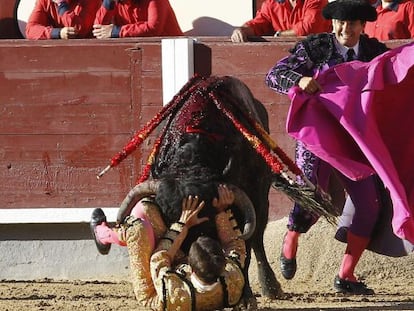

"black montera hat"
[323, 0, 377, 22]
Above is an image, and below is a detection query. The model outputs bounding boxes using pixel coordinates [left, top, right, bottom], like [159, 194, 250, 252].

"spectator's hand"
[178, 195, 208, 229]
[212, 184, 234, 213]
[93, 24, 114, 39]
[231, 26, 255, 42]
[231, 28, 247, 42]
[60, 27, 77, 39]
[298, 76, 322, 94]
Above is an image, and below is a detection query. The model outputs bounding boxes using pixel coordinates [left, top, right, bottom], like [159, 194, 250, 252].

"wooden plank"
[0, 41, 135, 72]
[208, 41, 296, 75]
[0, 73, 132, 135]
[0, 134, 142, 208]
[0, 72, 132, 105]
[139, 43, 163, 73]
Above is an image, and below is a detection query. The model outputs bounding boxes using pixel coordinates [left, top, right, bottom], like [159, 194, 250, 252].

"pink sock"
[130, 203, 156, 250]
[338, 231, 369, 281]
[283, 230, 300, 259]
[95, 222, 126, 246]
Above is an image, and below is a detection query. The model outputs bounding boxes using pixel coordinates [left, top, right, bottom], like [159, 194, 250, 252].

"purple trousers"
[288, 141, 382, 238]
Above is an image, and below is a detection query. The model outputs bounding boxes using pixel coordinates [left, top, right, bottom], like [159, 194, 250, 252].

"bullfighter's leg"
[281, 143, 332, 280]
[90, 208, 119, 255]
[124, 216, 161, 308]
[333, 175, 380, 295]
[90, 199, 163, 255]
[94, 223, 126, 246]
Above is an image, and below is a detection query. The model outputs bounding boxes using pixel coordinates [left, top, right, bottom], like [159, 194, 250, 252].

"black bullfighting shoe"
[334, 275, 374, 295]
[280, 253, 297, 280]
[90, 208, 111, 255]
[279, 234, 297, 280]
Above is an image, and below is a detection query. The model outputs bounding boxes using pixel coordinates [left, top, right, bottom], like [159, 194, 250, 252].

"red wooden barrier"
[0, 37, 410, 221]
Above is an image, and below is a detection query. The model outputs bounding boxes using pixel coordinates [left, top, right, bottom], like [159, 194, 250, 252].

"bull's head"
[117, 180, 256, 240]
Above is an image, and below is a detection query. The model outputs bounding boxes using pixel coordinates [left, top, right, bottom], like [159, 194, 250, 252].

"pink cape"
[286, 42, 414, 243]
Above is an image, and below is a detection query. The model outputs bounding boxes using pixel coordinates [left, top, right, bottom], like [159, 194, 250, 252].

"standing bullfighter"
[266, 0, 389, 294]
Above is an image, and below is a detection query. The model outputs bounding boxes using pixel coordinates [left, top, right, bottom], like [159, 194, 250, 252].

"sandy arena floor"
[1, 218, 414, 310]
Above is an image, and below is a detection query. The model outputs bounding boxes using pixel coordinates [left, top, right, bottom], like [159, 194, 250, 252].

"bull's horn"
[226, 184, 256, 240]
[117, 179, 160, 224]
[222, 157, 233, 176]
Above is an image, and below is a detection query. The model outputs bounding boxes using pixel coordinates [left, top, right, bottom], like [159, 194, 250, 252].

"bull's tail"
[271, 176, 339, 224]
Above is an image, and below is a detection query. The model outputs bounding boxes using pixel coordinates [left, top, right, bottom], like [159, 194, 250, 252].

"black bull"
[105, 75, 335, 302]
[152, 75, 280, 299]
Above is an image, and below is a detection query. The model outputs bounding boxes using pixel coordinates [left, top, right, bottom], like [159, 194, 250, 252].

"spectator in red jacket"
[231, 0, 332, 42]
[364, 0, 414, 40]
[93, 0, 183, 39]
[26, 0, 101, 40]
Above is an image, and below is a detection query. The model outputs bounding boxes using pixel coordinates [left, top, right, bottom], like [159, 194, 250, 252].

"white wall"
[169, 0, 253, 36]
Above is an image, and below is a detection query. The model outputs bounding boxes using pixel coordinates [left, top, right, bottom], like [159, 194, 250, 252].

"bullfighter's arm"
[215, 210, 246, 268]
[213, 185, 246, 268]
[265, 40, 314, 94]
[150, 196, 207, 305]
[214, 185, 246, 306]
[154, 195, 207, 256]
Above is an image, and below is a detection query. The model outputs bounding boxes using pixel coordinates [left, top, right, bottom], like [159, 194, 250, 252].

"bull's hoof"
[234, 295, 257, 311]
[257, 264, 283, 299]
[262, 280, 283, 299]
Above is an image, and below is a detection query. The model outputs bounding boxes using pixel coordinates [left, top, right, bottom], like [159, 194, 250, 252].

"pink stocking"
[283, 230, 300, 259]
[338, 230, 370, 281]
[95, 201, 156, 249]
[95, 223, 126, 246]
[130, 202, 155, 250]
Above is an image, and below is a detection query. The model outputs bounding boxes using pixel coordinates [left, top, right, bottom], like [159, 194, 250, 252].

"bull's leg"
[252, 228, 283, 299]
[240, 243, 257, 310]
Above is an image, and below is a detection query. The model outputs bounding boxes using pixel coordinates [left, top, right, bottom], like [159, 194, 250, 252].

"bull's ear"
[117, 180, 160, 224]
[227, 184, 256, 240]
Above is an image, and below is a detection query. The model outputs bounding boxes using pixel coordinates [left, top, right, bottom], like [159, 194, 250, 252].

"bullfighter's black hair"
[188, 236, 226, 284]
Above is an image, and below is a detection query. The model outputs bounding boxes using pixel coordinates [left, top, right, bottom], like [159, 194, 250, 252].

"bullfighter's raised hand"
[213, 184, 235, 213]
[178, 195, 209, 229]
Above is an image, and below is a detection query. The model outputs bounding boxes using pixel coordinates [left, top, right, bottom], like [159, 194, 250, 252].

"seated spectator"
[91, 184, 246, 310]
[231, 0, 332, 42]
[26, 0, 101, 40]
[364, 0, 414, 40]
[92, 0, 183, 39]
